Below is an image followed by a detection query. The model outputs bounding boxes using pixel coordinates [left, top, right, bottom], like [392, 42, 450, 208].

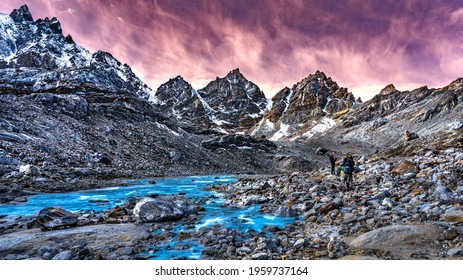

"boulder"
[404, 130, 419, 141]
[241, 196, 269, 206]
[18, 164, 40, 176]
[133, 196, 196, 223]
[273, 206, 297, 217]
[391, 160, 419, 175]
[315, 147, 328, 155]
[51, 250, 74, 260]
[36, 207, 79, 231]
[442, 209, 463, 224]
[320, 202, 340, 214]
[349, 224, 442, 257]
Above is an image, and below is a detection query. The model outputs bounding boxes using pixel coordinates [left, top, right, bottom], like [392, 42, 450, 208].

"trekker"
[328, 153, 336, 175]
[341, 154, 355, 190]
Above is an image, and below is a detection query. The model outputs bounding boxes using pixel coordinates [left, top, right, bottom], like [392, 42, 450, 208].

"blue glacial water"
[0, 175, 296, 259]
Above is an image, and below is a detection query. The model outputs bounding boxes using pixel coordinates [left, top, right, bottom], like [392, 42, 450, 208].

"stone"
[273, 206, 297, 217]
[42, 252, 53, 260]
[293, 238, 306, 248]
[343, 213, 357, 223]
[177, 232, 192, 241]
[242, 196, 269, 206]
[320, 202, 339, 215]
[133, 196, 196, 223]
[391, 160, 419, 175]
[236, 246, 252, 255]
[52, 251, 74, 260]
[36, 207, 79, 231]
[442, 209, 463, 223]
[18, 164, 40, 176]
[251, 252, 269, 260]
[333, 197, 344, 207]
[447, 247, 463, 257]
[349, 224, 442, 258]
[447, 121, 463, 130]
[433, 185, 450, 201]
[115, 247, 133, 256]
[404, 130, 419, 141]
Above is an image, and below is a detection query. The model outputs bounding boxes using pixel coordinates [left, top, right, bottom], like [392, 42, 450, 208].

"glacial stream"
[0, 175, 295, 259]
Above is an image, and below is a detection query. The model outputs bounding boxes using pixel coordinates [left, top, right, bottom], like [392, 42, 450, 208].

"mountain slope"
[0, 5, 152, 99]
[152, 69, 267, 134]
[251, 70, 357, 141]
[309, 80, 463, 155]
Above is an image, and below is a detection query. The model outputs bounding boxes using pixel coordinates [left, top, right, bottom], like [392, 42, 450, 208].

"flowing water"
[0, 175, 295, 259]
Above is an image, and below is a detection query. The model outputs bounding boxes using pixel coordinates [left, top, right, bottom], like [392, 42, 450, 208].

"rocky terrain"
[0, 6, 295, 204]
[1, 5, 463, 260]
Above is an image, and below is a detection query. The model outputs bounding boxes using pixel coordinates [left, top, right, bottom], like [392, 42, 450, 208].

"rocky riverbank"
[204, 146, 463, 259]
[1, 143, 462, 260]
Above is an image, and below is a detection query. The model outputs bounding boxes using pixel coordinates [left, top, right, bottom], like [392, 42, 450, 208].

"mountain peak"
[379, 84, 397, 95]
[225, 68, 245, 80]
[10, 5, 33, 23]
[313, 70, 328, 79]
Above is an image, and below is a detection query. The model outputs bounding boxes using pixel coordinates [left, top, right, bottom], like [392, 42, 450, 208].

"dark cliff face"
[0, 6, 286, 184]
[152, 76, 213, 133]
[197, 68, 267, 130]
[152, 69, 268, 134]
[251, 71, 357, 140]
[0, 5, 152, 99]
[275, 71, 355, 124]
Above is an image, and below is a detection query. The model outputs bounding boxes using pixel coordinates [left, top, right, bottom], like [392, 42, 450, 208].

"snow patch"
[298, 117, 336, 139]
[283, 89, 294, 114]
[323, 97, 332, 113]
[0, 14, 18, 61]
[266, 98, 273, 111]
[270, 122, 290, 141]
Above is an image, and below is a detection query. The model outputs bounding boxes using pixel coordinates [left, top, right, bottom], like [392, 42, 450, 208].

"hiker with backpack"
[328, 153, 336, 175]
[341, 154, 355, 190]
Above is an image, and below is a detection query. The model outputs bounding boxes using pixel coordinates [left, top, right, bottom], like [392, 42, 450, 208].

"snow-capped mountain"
[152, 68, 267, 134]
[250, 71, 358, 141]
[0, 5, 152, 98]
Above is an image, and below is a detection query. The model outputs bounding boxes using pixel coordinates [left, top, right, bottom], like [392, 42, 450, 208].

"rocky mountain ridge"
[0, 6, 286, 200]
[0, 5, 152, 99]
[152, 68, 267, 134]
[249, 70, 358, 141]
[1, 5, 462, 185]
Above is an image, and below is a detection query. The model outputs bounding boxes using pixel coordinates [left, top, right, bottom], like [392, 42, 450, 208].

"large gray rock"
[133, 196, 197, 223]
[442, 209, 463, 223]
[349, 224, 442, 258]
[51, 250, 74, 260]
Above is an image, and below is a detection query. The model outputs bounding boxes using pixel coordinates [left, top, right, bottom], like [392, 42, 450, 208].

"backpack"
[342, 159, 354, 174]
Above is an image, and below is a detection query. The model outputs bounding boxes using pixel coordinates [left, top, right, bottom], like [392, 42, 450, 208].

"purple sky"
[2, 0, 463, 100]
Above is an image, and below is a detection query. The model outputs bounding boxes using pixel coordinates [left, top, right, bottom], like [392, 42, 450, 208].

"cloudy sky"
[2, 0, 463, 101]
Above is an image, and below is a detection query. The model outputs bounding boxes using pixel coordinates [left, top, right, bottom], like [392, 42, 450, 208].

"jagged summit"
[249, 71, 356, 141]
[152, 69, 267, 134]
[224, 68, 245, 80]
[379, 84, 397, 95]
[0, 6, 152, 99]
[9, 5, 33, 23]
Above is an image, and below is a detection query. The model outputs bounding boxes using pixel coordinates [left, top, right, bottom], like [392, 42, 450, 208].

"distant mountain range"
[1, 5, 462, 180]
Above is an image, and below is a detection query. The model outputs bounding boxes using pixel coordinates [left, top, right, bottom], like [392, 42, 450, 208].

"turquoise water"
[0, 175, 295, 259]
